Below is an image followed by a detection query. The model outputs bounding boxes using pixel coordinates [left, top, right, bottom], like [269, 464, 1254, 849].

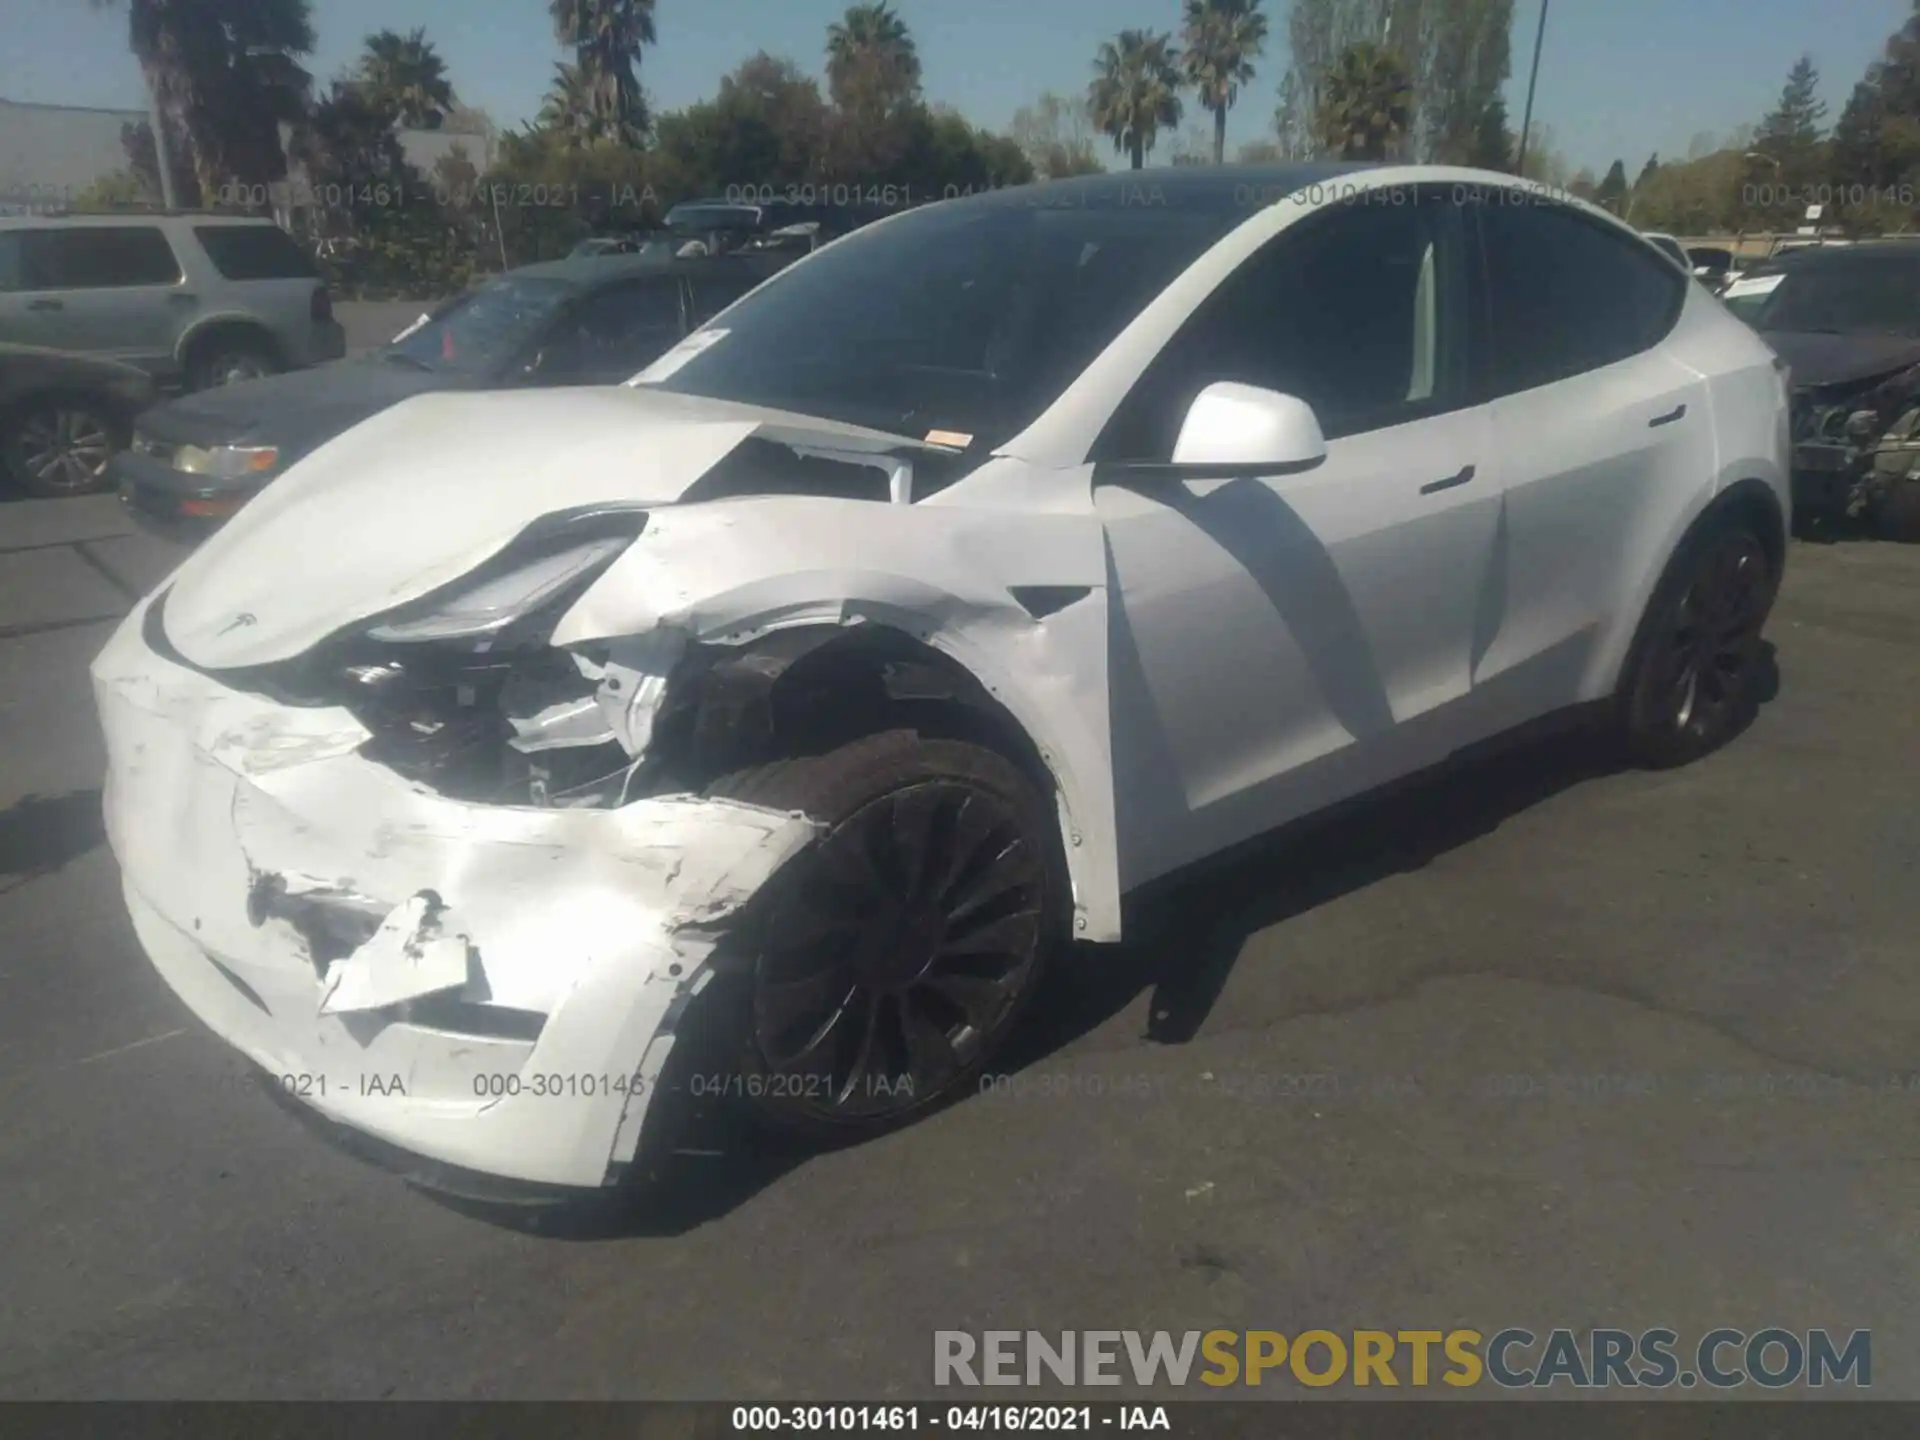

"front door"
[1093, 191, 1504, 888]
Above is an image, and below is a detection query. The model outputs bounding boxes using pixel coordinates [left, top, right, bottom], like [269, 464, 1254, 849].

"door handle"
[1649, 403, 1687, 427]
[1419, 463, 1476, 495]
[27, 298, 62, 311]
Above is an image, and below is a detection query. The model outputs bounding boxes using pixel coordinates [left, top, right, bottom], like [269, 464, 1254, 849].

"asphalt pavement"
[0, 495, 1915, 1400]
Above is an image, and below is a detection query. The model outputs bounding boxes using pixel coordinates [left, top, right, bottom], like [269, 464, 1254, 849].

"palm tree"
[356, 28, 455, 130]
[90, 0, 315, 204]
[536, 61, 597, 149]
[548, 0, 655, 144]
[825, 2, 921, 111]
[1181, 0, 1268, 165]
[1088, 30, 1184, 171]
[1316, 41, 1412, 161]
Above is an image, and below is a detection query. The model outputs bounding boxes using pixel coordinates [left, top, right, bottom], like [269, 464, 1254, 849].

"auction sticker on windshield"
[633, 328, 729, 383]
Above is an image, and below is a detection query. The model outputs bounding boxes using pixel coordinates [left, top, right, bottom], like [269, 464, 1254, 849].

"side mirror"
[1168, 381, 1328, 472]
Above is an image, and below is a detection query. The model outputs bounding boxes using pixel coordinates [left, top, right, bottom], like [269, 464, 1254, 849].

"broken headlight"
[367, 535, 634, 644]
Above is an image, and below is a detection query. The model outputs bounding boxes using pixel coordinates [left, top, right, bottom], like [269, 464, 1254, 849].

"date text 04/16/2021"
[730, 1406, 1171, 1432]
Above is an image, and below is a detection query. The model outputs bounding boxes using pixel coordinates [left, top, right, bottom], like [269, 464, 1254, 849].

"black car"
[0, 342, 156, 498]
[111, 249, 791, 538]
[1747, 241, 1920, 525]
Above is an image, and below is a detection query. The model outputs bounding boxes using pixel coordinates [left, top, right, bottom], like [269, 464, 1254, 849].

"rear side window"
[194, 224, 318, 281]
[0, 233, 21, 290]
[21, 226, 183, 288]
[1477, 202, 1684, 395]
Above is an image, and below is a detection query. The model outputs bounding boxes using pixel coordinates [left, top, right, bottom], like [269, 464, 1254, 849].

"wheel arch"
[638, 614, 1122, 944]
[1604, 475, 1787, 699]
[177, 314, 284, 371]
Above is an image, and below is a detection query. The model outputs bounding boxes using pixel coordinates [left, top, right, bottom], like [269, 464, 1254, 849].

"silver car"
[0, 213, 346, 391]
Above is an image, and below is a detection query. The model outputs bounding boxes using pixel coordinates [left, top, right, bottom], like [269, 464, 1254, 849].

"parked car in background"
[94, 165, 1790, 1188]
[1686, 246, 1739, 289]
[113, 248, 793, 537]
[1642, 232, 1690, 271]
[1743, 239, 1920, 527]
[0, 213, 345, 393]
[0, 341, 156, 497]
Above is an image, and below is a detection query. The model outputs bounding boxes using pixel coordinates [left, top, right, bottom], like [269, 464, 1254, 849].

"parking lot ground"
[0, 511, 1914, 1400]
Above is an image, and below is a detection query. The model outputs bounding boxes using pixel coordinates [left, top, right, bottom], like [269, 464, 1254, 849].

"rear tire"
[185, 332, 279, 391]
[1617, 517, 1777, 768]
[703, 730, 1062, 1142]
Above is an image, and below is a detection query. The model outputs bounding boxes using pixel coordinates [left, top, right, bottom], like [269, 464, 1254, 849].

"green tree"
[1634, 152, 1661, 189]
[90, 0, 315, 203]
[1008, 91, 1105, 178]
[653, 53, 832, 197]
[1748, 53, 1830, 228]
[1467, 94, 1513, 170]
[1830, 2, 1920, 231]
[354, 28, 455, 130]
[1422, 0, 1516, 163]
[1181, 0, 1269, 165]
[548, 0, 655, 145]
[1088, 29, 1184, 170]
[1316, 40, 1411, 161]
[1594, 157, 1629, 213]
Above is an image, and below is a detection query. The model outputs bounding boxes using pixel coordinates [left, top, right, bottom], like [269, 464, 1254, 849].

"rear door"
[1467, 196, 1714, 721]
[10, 225, 188, 370]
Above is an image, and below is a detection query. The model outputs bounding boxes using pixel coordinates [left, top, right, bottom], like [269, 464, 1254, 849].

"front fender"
[552, 496, 1124, 941]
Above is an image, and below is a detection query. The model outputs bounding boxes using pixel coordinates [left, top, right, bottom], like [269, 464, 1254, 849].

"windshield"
[1756, 259, 1920, 336]
[384, 275, 576, 374]
[638, 191, 1246, 449]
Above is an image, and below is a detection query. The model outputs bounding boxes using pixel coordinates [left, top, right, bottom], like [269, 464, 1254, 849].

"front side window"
[1477, 201, 1684, 395]
[641, 186, 1249, 452]
[22, 226, 183, 289]
[382, 275, 576, 376]
[0, 233, 21, 291]
[1096, 193, 1462, 460]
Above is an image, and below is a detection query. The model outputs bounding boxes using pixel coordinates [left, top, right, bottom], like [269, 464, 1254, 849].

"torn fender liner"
[317, 890, 473, 1017]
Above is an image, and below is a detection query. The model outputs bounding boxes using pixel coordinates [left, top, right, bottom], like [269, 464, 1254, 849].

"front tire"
[704, 731, 1062, 1142]
[1618, 519, 1777, 768]
[1, 397, 124, 497]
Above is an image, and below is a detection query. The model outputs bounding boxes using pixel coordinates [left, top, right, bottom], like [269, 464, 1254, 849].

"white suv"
[95, 166, 1791, 1191]
[0, 213, 345, 390]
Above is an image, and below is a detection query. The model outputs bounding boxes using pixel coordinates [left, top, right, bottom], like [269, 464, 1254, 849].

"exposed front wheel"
[185, 335, 279, 391]
[704, 732, 1061, 1140]
[1619, 521, 1777, 768]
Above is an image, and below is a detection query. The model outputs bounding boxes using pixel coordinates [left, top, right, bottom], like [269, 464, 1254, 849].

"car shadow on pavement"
[0, 789, 106, 896]
[420, 645, 1780, 1240]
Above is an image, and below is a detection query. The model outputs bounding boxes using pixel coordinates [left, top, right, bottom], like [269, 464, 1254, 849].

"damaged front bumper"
[92, 595, 820, 1189]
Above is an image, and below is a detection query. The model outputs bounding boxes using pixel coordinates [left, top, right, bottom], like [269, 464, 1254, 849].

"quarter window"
[1476, 201, 1684, 395]
[1097, 194, 1463, 460]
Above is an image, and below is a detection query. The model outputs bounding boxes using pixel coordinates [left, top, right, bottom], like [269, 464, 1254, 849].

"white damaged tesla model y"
[94, 165, 1791, 1192]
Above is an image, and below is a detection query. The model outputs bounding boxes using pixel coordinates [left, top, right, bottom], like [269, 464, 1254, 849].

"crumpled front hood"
[158, 385, 926, 669]
[1766, 330, 1920, 392]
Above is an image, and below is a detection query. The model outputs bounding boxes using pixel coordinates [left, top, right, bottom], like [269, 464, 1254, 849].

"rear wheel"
[1618, 519, 1777, 768]
[185, 332, 279, 391]
[1, 397, 123, 497]
[704, 731, 1060, 1141]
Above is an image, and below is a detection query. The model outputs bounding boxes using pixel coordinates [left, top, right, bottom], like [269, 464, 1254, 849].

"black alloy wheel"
[754, 779, 1045, 1122]
[706, 733, 1057, 1137]
[1623, 524, 1775, 766]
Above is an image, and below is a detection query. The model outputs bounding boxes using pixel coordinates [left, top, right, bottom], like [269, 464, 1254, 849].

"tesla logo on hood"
[217, 612, 258, 635]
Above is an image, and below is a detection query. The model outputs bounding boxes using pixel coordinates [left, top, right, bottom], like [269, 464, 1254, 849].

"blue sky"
[7, 0, 1914, 175]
